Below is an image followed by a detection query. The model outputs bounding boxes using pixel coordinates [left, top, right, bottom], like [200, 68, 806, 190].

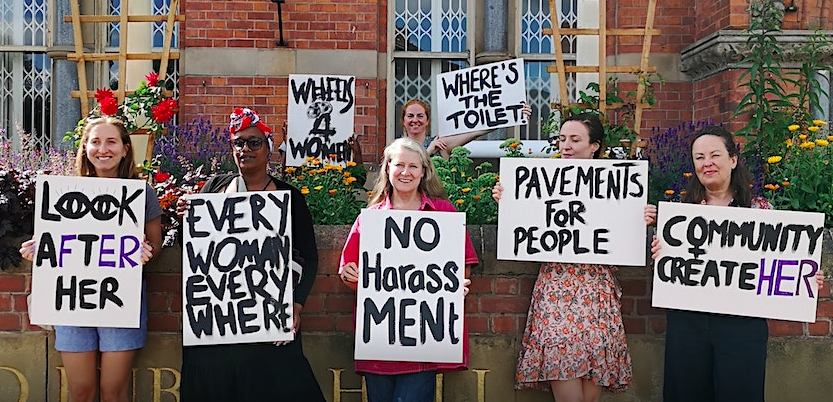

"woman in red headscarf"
[178, 108, 325, 402]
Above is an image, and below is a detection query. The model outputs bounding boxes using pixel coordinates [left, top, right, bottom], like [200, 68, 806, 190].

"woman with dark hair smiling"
[651, 125, 824, 402]
[178, 108, 325, 402]
[493, 113, 657, 402]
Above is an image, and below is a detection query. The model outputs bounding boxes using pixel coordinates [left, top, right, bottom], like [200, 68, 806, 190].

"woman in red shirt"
[338, 137, 477, 402]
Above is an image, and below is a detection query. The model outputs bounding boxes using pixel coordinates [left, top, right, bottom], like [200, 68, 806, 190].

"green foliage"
[282, 159, 367, 225]
[551, 75, 663, 149]
[764, 122, 833, 226]
[433, 147, 498, 225]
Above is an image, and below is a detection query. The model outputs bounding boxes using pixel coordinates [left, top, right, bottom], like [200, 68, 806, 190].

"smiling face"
[85, 123, 129, 178]
[387, 148, 425, 197]
[231, 126, 269, 173]
[692, 134, 737, 192]
[558, 121, 599, 159]
[402, 103, 430, 140]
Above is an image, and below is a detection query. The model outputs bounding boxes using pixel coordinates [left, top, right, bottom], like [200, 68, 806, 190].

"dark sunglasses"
[232, 137, 264, 151]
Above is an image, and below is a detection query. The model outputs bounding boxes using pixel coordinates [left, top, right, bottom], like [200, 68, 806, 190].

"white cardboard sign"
[435, 58, 528, 136]
[652, 202, 824, 322]
[182, 191, 294, 345]
[497, 158, 649, 265]
[355, 209, 466, 363]
[30, 175, 146, 328]
[286, 74, 356, 166]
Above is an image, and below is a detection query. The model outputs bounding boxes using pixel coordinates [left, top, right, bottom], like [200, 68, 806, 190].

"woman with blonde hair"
[338, 137, 477, 402]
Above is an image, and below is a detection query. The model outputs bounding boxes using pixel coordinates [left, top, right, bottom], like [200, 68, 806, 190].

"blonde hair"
[75, 116, 139, 179]
[368, 137, 446, 206]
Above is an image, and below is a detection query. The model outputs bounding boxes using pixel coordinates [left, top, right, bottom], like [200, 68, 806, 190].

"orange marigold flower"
[329, 189, 337, 194]
[782, 181, 790, 186]
[683, 172, 693, 178]
[455, 199, 464, 204]
[474, 195, 481, 200]
[285, 167, 296, 174]
[346, 161, 357, 167]
[510, 142, 519, 148]
[665, 190, 675, 195]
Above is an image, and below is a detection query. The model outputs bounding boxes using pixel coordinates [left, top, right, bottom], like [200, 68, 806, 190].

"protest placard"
[435, 58, 528, 136]
[496, 158, 648, 265]
[182, 191, 294, 345]
[29, 175, 146, 328]
[355, 209, 466, 363]
[652, 202, 824, 322]
[286, 74, 356, 166]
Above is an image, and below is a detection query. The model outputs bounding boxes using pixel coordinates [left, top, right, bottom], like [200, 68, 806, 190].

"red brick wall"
[181, 0, 382, 50]
[3, 251, 832, 338]
[693, 70, 748, 133]
[607, 0, 695, 54]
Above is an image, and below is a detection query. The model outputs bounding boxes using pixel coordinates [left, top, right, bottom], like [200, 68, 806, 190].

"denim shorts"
[54, 284, 148, 353]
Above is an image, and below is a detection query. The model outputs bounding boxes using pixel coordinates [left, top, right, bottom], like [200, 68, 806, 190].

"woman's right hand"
[650, 235, 661, 261]
[19, 238, 35, 261]
[340, 262, 359, 286]
[428, 137, 448, 155]
[492, 182, 503, 203]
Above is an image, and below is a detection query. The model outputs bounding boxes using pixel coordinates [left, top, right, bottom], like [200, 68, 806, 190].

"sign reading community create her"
[355, 209, 466, 363]
[652, 202, 824, 322]
[435, 58, 527, 136]
[286, 74, 356, 166]
[497, 158, 649, 265]
[182, 191, 294, 345]
[30, 175, 146, 328]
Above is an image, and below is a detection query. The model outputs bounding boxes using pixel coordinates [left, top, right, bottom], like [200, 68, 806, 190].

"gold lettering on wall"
[328, 368, 367, 402]
[0, 366, 29, 402]
[149, 367, 181, 402]
[472, 369, 491, 402]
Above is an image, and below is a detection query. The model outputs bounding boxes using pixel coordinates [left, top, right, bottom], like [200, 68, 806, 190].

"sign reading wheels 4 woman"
[652, 202, 824, 322]
[182, 191, 294, 345]
[497, 158, 649, 265]
[287, 74, 356, 166]
[435, 58, 527, 136]
[30, 175, 146, 328]
[356, 209, 466, 363]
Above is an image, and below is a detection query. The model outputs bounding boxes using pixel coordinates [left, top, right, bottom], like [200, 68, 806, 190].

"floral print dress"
[515, 262, 632, 392]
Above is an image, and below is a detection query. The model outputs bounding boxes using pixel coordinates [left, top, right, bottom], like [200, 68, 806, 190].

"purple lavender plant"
[154, 117, 236, 180]
[642, 120, 716, 204]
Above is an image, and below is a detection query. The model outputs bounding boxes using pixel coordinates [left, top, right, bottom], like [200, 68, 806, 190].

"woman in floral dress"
[493, 113, 656, 402]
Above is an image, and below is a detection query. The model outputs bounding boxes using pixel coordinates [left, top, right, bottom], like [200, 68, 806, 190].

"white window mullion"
[10, 53, 23, 148]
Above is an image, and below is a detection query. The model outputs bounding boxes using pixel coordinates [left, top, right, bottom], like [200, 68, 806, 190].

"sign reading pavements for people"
[30, 175, 146, 328]
[435, 58, 527, 136]
[287, 74, 356, 166]
[355, 209, 466, 363]
[497, 158, 649, 265]
[652, 202, 824, 322]
[182, 191, 294, 345]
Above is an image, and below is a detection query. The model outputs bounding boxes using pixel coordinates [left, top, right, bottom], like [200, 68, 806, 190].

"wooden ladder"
[545, 0, 659, 155]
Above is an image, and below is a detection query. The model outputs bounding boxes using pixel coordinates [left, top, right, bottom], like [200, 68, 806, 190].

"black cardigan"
[200, 173, 319, 306]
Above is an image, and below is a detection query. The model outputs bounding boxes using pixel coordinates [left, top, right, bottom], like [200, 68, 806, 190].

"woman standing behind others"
[178, 108, 325, 402]
[338, 138, 477, 402]
[493, 113, 656, 402]
[652, 125, 824, 402]
[20, 117, 163, 402]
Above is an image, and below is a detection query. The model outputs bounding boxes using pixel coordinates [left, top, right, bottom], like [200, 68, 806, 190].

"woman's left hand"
[816, 270, 826, 290]
[140, 239, 154, 264]
[463, 278, 472, 296]
[522, 104, 531, 121]
[274, 302, 303, 346]
[644, 204, 657, 226]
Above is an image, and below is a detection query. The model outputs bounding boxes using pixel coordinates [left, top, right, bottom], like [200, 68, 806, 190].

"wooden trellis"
[66, 0, 183, 117]
[545, 0, 659, 155]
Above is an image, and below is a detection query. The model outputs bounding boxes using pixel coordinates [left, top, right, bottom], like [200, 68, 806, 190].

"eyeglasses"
[232, 137, 264, 151]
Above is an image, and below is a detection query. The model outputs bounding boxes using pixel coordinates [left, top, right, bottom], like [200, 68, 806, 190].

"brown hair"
[681, 125, 752, 207]
[368, 137, 446, 206]
[75, 117, 139, 179]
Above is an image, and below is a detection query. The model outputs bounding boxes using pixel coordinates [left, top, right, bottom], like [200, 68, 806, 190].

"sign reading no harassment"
[356, 209, 466, 363]
[30, 175, 146, 328]
[652, 202, 824, 322]
[183, 191, 294, 345]
[435, 58, 527, 136]
[497, 158, 649, 265]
